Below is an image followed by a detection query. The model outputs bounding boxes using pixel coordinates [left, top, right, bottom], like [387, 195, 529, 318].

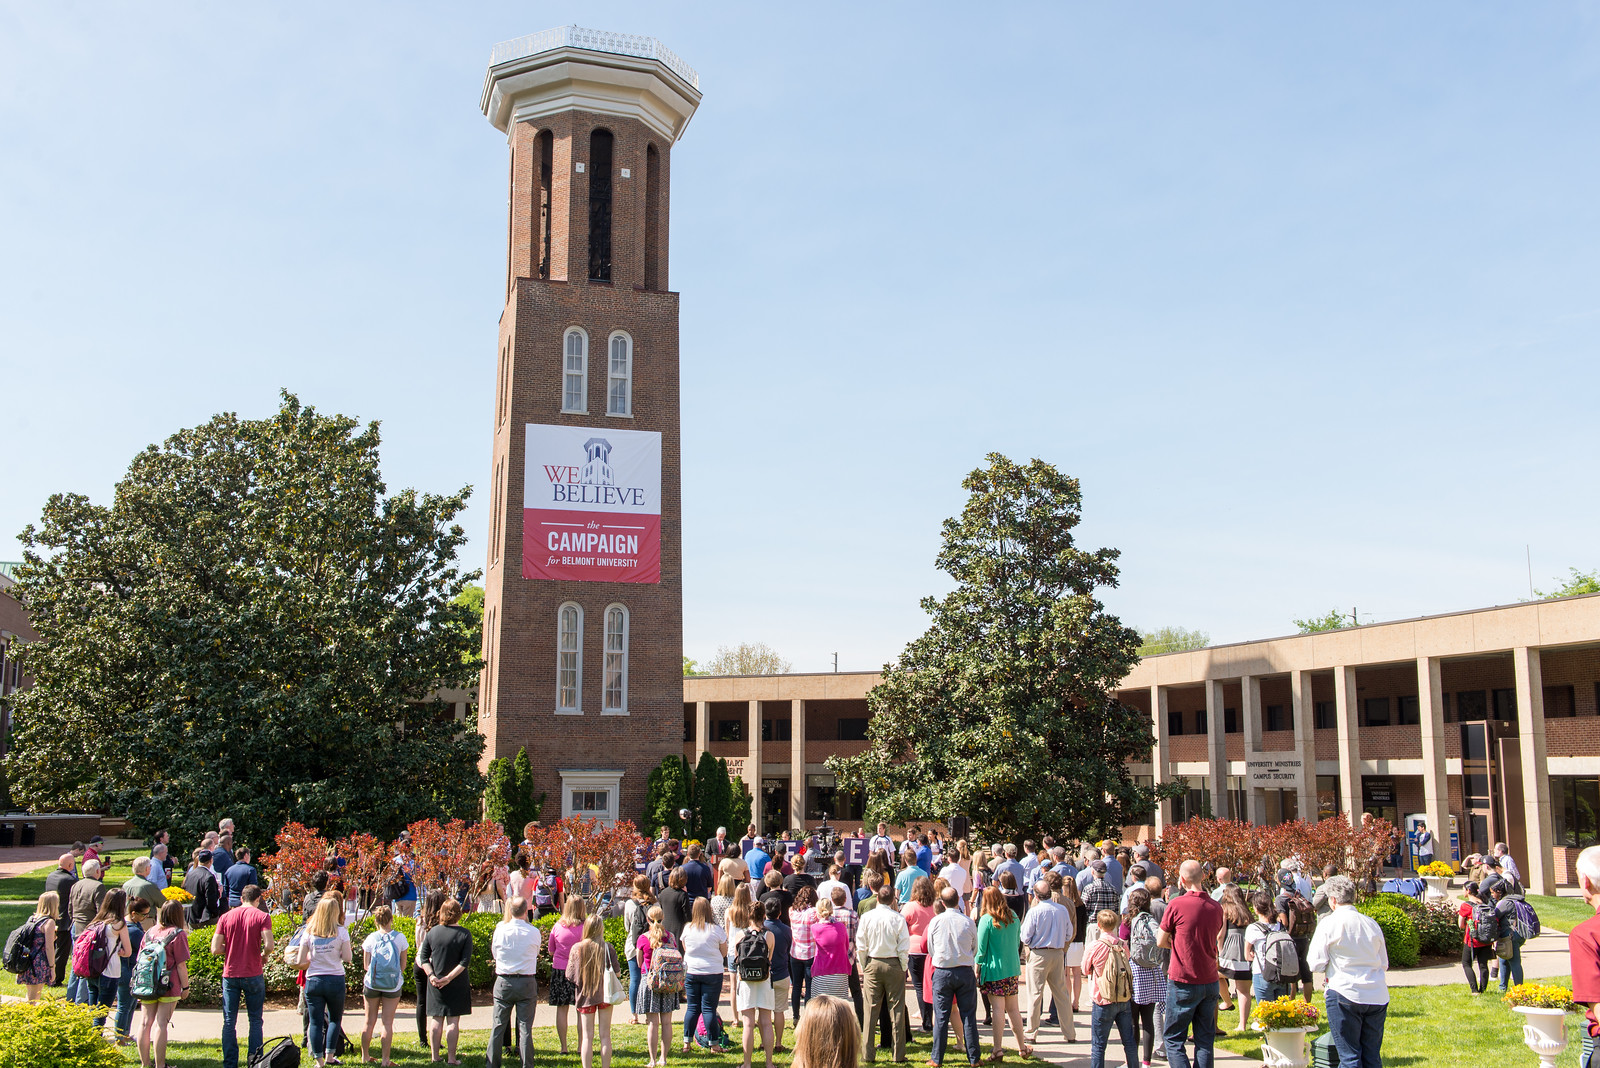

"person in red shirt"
[209, 885, 276, 1068]
[1571, 845, 1600, 1068]
[1455, 881, 1494, 994]
[1156, 859, 1224, 1068]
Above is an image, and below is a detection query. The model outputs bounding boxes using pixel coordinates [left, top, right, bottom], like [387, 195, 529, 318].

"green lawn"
[0, 849, 148, 903]
[1217, 981, 1586, 1066]
[1525, 895, 1596, 934]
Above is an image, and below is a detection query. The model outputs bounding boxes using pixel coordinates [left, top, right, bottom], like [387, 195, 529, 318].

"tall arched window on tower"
[557, 602, 583, 713]
[588, 129, 614, 281]
[603, 604, 629, 714]
[562, 328, 587, 413]
[607, 332, 632, 416]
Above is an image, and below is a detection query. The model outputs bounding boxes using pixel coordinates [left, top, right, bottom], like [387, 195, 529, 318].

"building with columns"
[685, 593, 1600, 897]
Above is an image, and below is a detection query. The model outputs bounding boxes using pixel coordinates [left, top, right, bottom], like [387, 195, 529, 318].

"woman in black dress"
[420, 898, 473, 1065]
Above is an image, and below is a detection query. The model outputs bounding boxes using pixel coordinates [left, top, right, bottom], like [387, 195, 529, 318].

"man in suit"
[184, 848, 223, 925]
[41, 854, 77, 986]
[706, 827, 734, 860]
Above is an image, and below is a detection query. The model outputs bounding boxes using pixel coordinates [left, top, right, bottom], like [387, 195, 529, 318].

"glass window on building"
[1363, 697, 1390, 727]
[1224, 707, 1240, 734]
[1492, 688, 1517, 722]
[1456, 690, 1487, 722]
[1196, 707, 1208, 735]
[1314, 701, 1336, 729]
[806, 773, 863, 822]
[1168, 709, 1184, 736]
[1554, 777, 1600, 848]
[715, 719, 743, 742]
[1316, 775, 1341, 821]
[1263, 788, 1299, 825]
[1265, 704, 1287, 732]
[837, 718, 869, 741]
[1396, 695, 1420, 725]
[761, 718, 792, 742]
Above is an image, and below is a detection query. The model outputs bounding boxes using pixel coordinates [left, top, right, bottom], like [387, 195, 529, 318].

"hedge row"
[185, 910, 629, 997]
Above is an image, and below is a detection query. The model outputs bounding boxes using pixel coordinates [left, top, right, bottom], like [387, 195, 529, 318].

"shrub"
[1357, 903, 1420, 968]
[1415, 902, 1464, 957]
[0, 1001, 124, 1068]
[1365, 892, 1425, 920]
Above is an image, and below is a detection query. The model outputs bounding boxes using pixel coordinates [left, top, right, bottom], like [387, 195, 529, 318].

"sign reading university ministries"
[523, 424, 662, 583]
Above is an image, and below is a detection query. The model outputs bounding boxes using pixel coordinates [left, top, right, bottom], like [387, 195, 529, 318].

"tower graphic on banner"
[477, 27, 700, 825]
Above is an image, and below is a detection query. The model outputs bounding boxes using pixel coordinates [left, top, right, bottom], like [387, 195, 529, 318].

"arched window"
[557, 602, 583, 713]
[562, 328, 587, 413]
[603, 604, 629, 714]
[607, 332, 632, 416]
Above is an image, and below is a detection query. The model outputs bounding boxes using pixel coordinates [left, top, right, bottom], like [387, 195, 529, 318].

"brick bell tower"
[478, 28, 701, 826]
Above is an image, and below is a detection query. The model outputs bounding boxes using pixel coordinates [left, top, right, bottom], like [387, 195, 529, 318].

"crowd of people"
[17, 816, 1583, 1068]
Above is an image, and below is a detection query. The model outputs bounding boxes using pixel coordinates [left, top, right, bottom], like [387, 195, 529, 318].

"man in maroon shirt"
[1157, 859, 1225, 1068]
[210, 885, 276, 1068]
[1572, 845, 1600, 1068]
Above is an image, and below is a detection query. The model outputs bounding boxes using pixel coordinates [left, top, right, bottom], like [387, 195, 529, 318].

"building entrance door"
[761, 779, 787, 838]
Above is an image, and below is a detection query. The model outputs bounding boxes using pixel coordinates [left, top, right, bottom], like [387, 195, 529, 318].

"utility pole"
[832, 652, 838, 673]
[1527, 545, 1535, 599]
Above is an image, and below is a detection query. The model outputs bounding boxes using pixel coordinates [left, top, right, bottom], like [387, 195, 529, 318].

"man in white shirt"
[488, 896, 544, 1068]
[816, 866, 850, 909]
[1493, 842, 1523, 884]
[869, 823, 897, 864]
[856, 887, 911, 1063]
[1306, 876, 1388, 1068]
[1019, 881, 1074, 1044]
[926, 888, 980, 1068]
[1210, 867, 1235, 902]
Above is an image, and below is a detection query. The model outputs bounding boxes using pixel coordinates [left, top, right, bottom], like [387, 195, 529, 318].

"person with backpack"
[975, 885, 1030, 1060]
[359, 904, 410, 1067]
[1245, 890, 1292, 1003]
[1156, 859, 1224, 1068]
[1122, 887, 1168, 1062]
[209, 884, 274, 1068]
[623, 876, 657, 1025]
[534, 866, 565, 919]
[113, 898, 151, 1044]
[1305, 876, 1389, 1068]
[11, 890, 60, 1002]
[1082, 909, 1139, 1068]
[135, 900, 192, 1068]
[730, 899, 779, 1068]
[1490, 879, 1531, 994]
[292, 895, 354, 1068]
[1456, 881, 1496, 994]
[1216, 886, 1254, 1032]
[77, 887, 133, 1029]
[1272, 869, 1317, 1003]
[488, 895, 542, 1068]
[67, 857, 109, 1004]
[639, 904, 684, 1067]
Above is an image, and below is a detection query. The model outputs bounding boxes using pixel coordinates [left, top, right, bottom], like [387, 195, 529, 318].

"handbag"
[604, 966, 628, 1006]
[1494, 937, 1514, 960]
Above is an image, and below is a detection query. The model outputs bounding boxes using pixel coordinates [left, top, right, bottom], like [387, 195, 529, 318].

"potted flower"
[1250, 996, 1321, 1067]
[1417, 860, 1454, 902]
[1503, 984, 1575, 1067]
[161, 885, 194, 904]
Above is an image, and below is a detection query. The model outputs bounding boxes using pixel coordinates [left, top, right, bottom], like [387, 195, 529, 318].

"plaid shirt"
[791, 907, 817, 960]
[1082, 877, 1121, 919]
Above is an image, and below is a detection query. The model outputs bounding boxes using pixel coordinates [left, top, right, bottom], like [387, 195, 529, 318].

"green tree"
[641, 755, 692, 839]
[690, 751, 728, 841]
[483, 755, 516, 826]
[829, 453, 1179, 843]
[703, 642, 791, 676]
[510, 746, 544, 833]
[5, 392, 485, 846]
[1136, 625, 1210, 656]
[449, 585, 485, 663]
[683, 656, 705, 676]
[1535, 568, 1600, 600]
[728, 775, 754, 834]
[1294, 609, 1352, 633]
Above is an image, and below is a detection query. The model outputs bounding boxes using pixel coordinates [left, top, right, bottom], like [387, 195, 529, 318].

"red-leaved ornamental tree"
[332, 832, 392, 921]
[266, 822, 331, 906]
[523, 816, 645, 903]
[1151, 814, 1404, 883]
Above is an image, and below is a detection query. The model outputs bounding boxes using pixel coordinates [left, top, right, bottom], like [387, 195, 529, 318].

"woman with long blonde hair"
[727, 884, 755, 1018]
[681, 896, 730, 1052]
[636, 904, 680, 1067]
[295, 895, 354, 1068]
[18, 890, 58, 1002]
[791, 994, 858, 1068]
[566, 913, 621, 1068]
[549, 894, 590, 1054]
[730, 900, 777, 1068]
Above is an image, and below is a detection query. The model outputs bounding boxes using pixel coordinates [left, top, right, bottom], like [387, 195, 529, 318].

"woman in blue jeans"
[1245, 891, 1290, 1003]
[1490, 883, 1526, 992]
[112, 898, 150, 1042]
[293, 896, 353, 1068]
[680, 898, 729, 1051]
[623, 876, 656, 1023]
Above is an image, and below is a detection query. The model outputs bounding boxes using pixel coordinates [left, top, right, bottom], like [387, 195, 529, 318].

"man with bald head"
[42, 853, 78, 986]
[1156, 859, 1224, 1068]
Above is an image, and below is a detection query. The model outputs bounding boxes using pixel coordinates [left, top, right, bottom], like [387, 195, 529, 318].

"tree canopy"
[1535, 568, 1600, 600]
[702, 642, 791, 676]
[828, 454, 1177, 842]
[1136, 625, 1210, 656]
[5, 393, 485, 846]
[1293, 608, 1352, 633]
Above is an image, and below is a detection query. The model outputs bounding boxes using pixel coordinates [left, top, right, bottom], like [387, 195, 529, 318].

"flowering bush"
[1503, 984, 1575, 1011]
[161, 886, 194, 903]
[1250, 996, 1320, 1031]
[1415, 902, 1464, 957]
[523, 816, 644, 904]
[1417, 861, 1455, 878]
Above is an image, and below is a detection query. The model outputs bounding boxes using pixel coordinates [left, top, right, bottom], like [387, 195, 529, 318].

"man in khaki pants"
[856, 886, 912, 1063]
[1021, 880, 1075, 1043]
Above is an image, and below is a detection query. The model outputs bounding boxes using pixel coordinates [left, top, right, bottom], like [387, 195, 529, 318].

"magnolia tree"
[1150, 815, 1402, 884]
[522, 815, 645, 903]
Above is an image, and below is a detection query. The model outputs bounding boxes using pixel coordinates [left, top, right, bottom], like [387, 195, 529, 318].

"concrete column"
[1242, 675, 1266, 825]
[1334, 666, 1361, 825]
[746, 700, 763, 830]
[1206, 679, 1230, 819]
[695, 701, 710, 762]
[1151, 685, 1172, 835]
[1417, 656, 1450, 864]
[790, 699, 807, 832]
[1514, 647, 1555, 896]
[1290, 670, 1318, 823]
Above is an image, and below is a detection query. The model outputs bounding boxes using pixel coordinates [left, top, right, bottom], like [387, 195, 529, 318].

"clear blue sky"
[4, 4, 1597, 672]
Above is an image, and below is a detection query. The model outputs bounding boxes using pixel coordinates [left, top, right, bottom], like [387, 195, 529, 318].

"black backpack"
[734, 927, 770, 982]
[250, 1037, 301, 1068]
[3, 918, 38, 974]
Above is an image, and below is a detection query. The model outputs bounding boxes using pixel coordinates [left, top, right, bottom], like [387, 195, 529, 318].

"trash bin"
[0, 824, 12, 848]
[20, 822, 36, 847]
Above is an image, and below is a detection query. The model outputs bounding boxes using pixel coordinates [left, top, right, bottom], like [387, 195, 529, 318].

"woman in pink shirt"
[807, 898, 851, 1000]
[902, 876, 938, 1032]
[548, 897, 589, 1055]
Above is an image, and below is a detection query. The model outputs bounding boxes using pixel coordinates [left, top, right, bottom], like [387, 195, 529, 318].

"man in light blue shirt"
[894, 850, 929, 904]
[994, 844, 1027, 890]
[745, 840, 772, 881]
[1019, 840, 1042, 882]
[148, 844, 170, 890]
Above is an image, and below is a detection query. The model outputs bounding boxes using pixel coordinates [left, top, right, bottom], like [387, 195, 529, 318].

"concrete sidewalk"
[0, 837, 146, 879]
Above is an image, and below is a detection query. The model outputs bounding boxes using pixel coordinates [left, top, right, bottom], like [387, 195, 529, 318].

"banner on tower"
[523, 423, 662, 584]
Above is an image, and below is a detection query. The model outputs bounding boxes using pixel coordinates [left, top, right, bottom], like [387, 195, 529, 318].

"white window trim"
[560, 768, 623, 824]
[562, 327, 588, 414]
[556, 601, 583, 714]
[601, 603, 629, 716]
[606, 330, 633, 418]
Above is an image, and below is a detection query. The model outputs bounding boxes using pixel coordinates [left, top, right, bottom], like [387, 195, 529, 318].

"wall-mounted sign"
[1362, 775, 1397, 806]
[1246, 757, 1303, 787]
[523, 424, 661, 583]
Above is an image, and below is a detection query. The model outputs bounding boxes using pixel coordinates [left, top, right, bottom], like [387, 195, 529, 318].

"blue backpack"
[367, 930, 404, 992]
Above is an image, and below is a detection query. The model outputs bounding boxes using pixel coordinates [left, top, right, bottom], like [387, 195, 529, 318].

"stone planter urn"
[1423, 875, 1449, 903]
[1257, 1026, 1312, 1068]
[1513, 1007, 1568, 1068]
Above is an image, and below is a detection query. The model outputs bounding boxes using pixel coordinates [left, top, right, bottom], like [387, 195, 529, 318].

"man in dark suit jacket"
[41, 854, 77, 985]
[706, 828, 734, 860]
[183, 849, 222, 925]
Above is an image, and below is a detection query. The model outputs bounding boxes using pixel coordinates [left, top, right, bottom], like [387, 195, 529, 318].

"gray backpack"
[1256, 924, 1299, 984]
